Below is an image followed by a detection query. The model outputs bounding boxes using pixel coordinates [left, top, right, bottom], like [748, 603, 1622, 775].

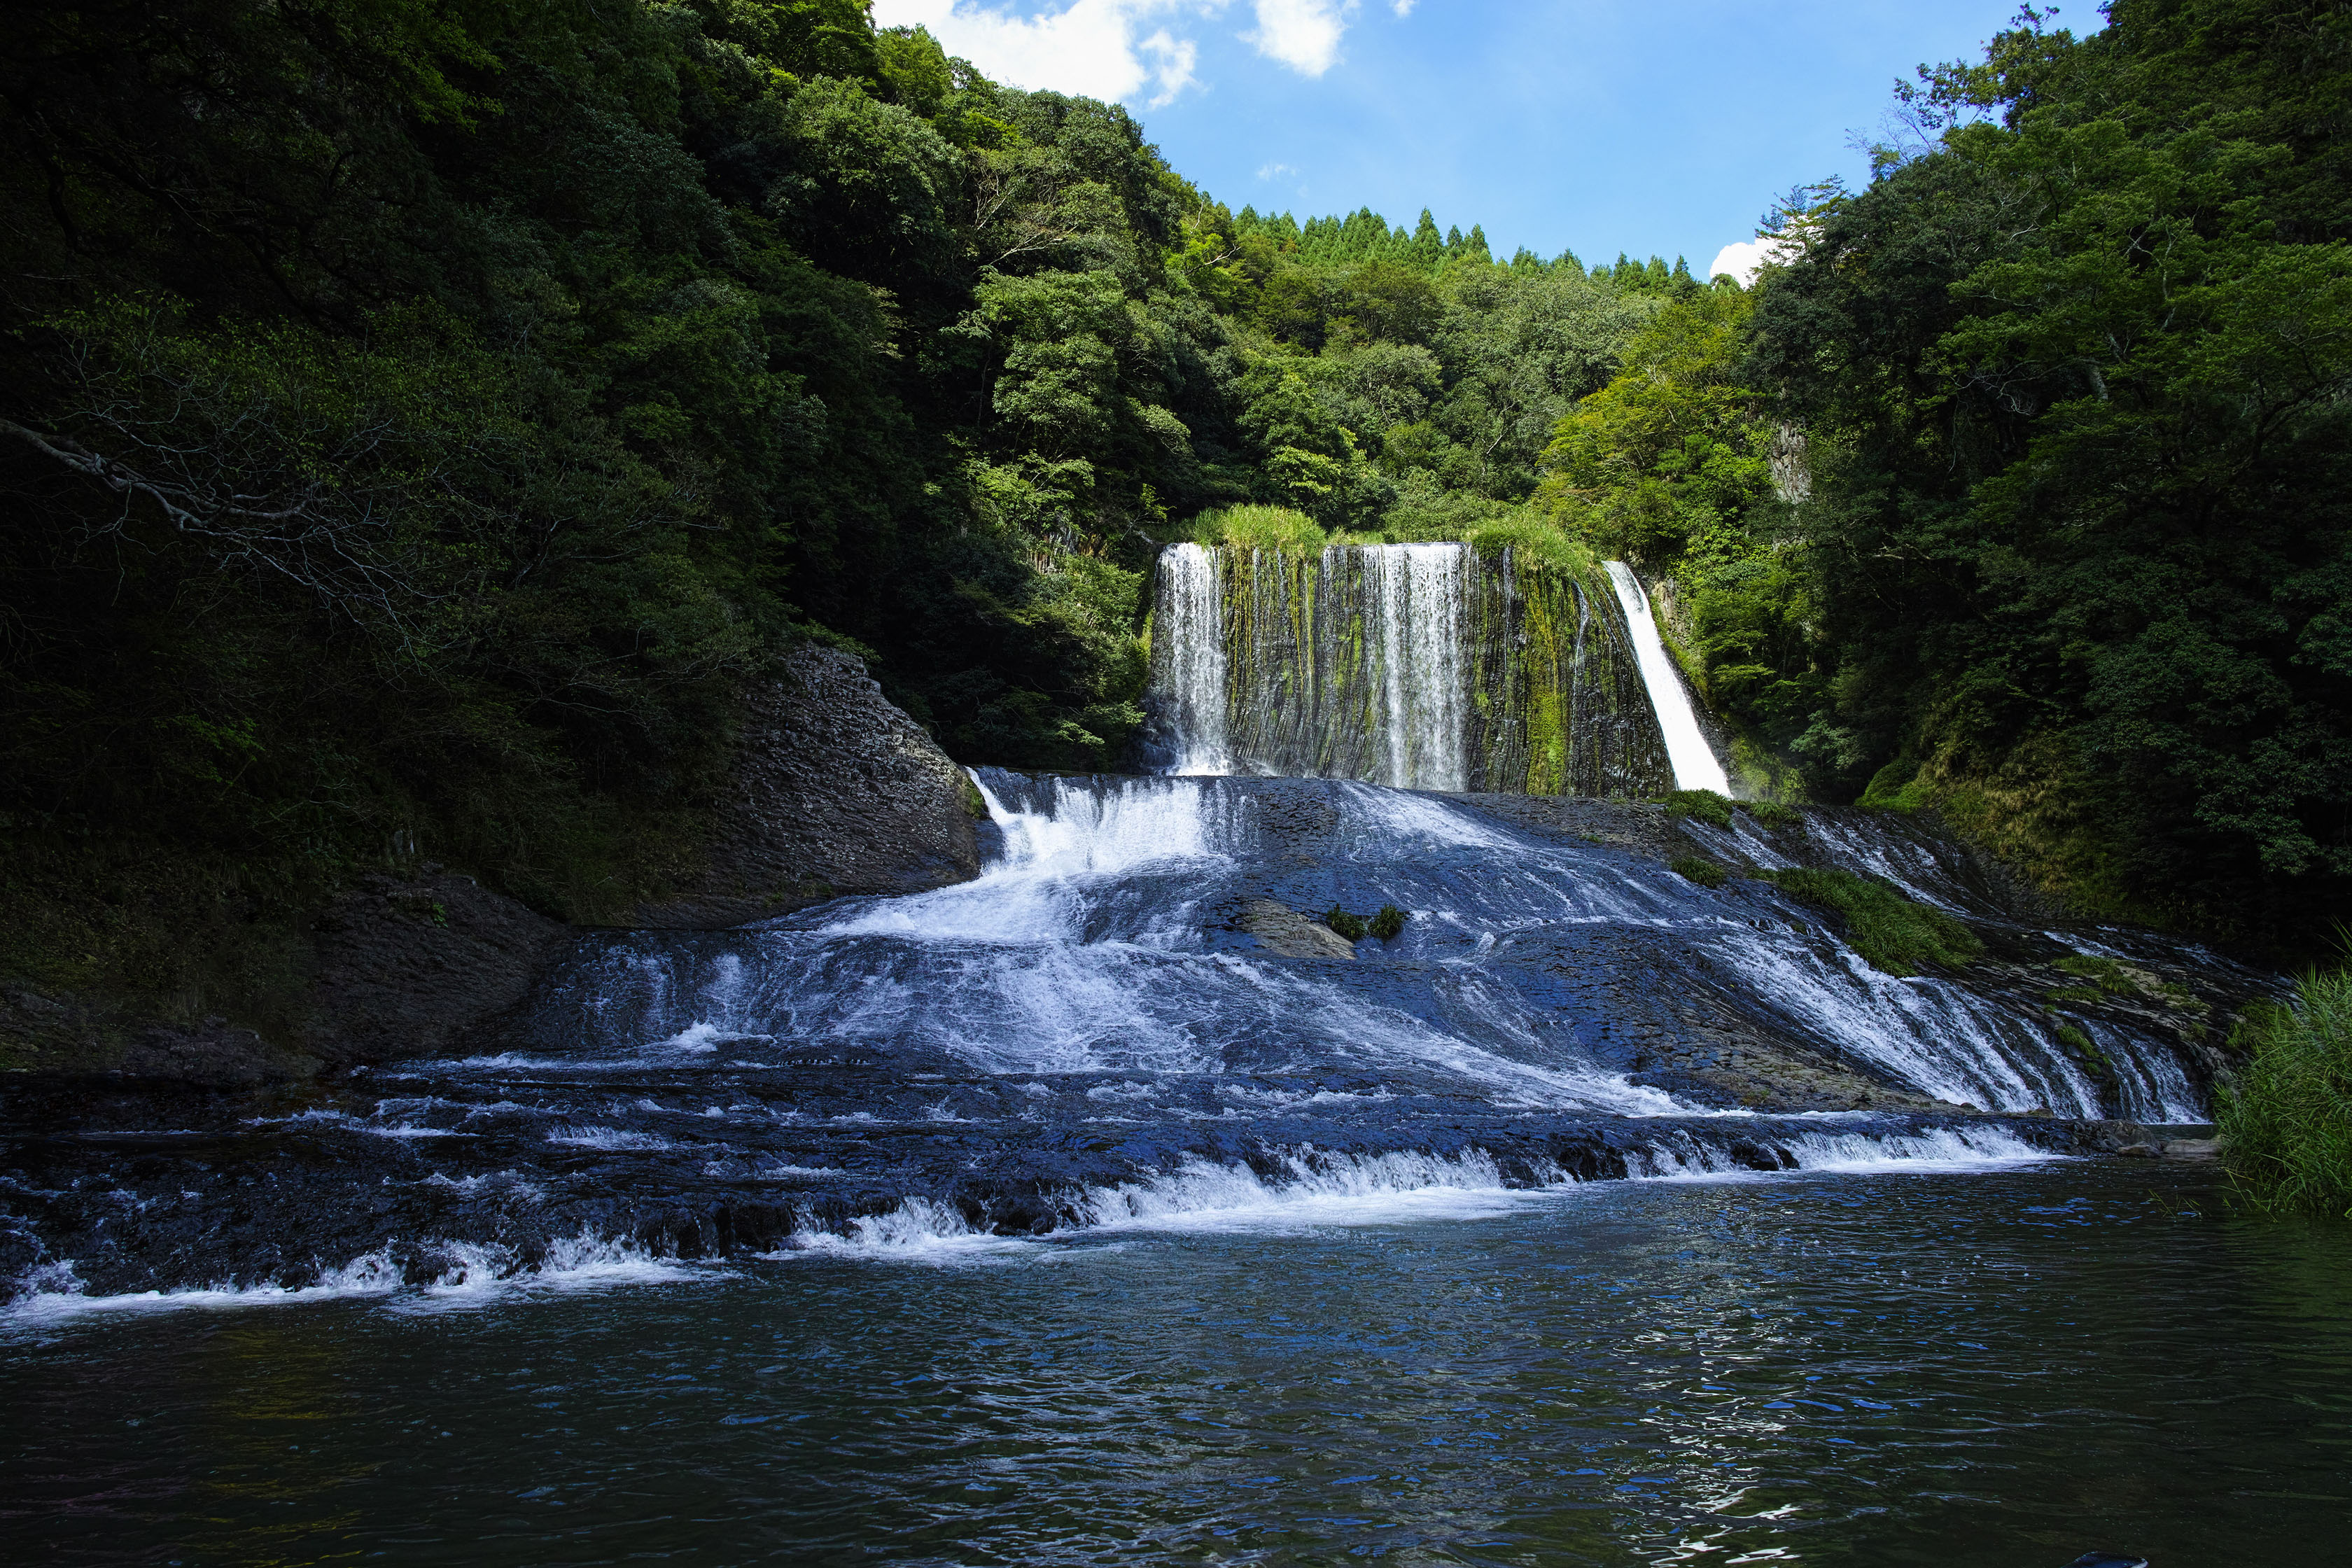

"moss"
[1858, 758, 1935, 811]
[1670, 855, 1728, 888]
[2054, 954, 2133, 993]
[2045, 986, 2108, 1004]
[2051, 1021, 2115, 1081]
[1661, 788, 1735, 828]
[960, 772, 989, 819]
[2219, 967, 2352, 1217]
[1760, 866, 1984, 976]
[1745, 799, 1802, 829]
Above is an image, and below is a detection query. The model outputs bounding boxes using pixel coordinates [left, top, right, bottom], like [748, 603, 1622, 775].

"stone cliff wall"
[629, 643, 981, 927]
[1, 643, 979, 1084]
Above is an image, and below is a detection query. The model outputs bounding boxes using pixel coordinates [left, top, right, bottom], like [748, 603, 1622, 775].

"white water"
[1154, 542, 1473, 790]
[780, 1128, 2061, 1265]
[1605, 560, 1731, 794]
[1369, 542, 1472, 790]
[1157, 542, 1231, 775]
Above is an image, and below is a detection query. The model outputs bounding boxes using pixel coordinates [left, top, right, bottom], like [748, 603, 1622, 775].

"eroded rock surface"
[631, 645, 981, 928]
[301, 872, 573, 1069]
[1237, 899, 1359, 960]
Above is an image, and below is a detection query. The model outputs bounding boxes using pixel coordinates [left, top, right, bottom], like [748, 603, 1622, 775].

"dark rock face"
[0, 986, 315, 1088]
[300, 872, 573, 1070]
[2, 648, 974, 1083]
[631, 645, 982, 929]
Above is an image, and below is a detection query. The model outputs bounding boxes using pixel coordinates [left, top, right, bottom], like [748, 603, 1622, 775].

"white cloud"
[1709, 237, 1795, 285]
[1242, 0, 1359, 77]
[1256, 160, 1298, 179]
[872, 1, 1210, 108]
[1392, 0, 1417, 15]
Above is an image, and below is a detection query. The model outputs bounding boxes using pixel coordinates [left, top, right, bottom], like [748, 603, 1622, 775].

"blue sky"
[874, 1, 2090, 278]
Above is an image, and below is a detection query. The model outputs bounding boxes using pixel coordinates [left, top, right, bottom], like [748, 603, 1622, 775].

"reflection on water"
[5, 1160, 2345, 1565]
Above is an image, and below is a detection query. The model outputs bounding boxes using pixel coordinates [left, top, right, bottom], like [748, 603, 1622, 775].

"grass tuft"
[1759, 866, 1984, 976]
[2218, 966, 2352, 1217]
[1368, 904, 1407, 940]
[1324, 905, 1368, 941]
[1194, 505, 1329, 555]
[1670, 855, 1728, 888]
[1660, 789, 1734, 828]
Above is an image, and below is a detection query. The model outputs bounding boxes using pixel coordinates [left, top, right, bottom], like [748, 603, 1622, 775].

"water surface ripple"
[4, 1161, 2344, 1565]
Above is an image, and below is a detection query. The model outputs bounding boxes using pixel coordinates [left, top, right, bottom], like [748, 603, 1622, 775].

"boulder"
[1238, 899, 1359, 960]
[301, 871, 573, 1069]
[631, 645, 982, 927]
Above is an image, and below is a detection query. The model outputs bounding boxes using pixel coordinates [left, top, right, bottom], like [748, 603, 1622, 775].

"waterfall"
[1604, 561, 1731, 794]
[1143, 542, 1672, 796]
[1156, 543, 1231, 775]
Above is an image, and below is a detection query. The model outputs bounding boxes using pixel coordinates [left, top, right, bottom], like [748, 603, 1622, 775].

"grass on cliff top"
[1760, 866, 1983, 976]
[1189, 505, 1597, 577]
[1195, 505, 1329, 554]
[2220, 965, 2352, 1217]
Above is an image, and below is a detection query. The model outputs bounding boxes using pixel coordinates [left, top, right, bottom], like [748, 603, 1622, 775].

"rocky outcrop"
[630, 645, 983, 928]
[1237, 899, 1359, 960]
[300, 871, 573, 1069]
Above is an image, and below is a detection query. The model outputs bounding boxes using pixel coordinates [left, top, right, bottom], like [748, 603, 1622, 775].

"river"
[6, 1158, 2345, 1564]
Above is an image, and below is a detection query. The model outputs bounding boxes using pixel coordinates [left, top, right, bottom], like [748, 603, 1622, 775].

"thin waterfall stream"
[1605, 559, 1734, 794]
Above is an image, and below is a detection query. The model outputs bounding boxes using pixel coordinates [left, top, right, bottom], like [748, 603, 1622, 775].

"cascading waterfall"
[1604, 560, 1732, 794]
[4, 767, 2241, 1308]
[1154, 543, 1231, 776]
[1142, 542, 1673, 795]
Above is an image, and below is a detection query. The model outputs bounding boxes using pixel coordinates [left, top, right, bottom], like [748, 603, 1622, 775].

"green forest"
[2, 0, 2345, 984]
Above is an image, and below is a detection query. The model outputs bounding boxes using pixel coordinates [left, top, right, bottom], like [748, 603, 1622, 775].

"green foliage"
[2220, 966, 2352, 1217]
[1463, 512, 1596, 575]
[2050, 1022, 2115, 1082]
[1729, 0, 2352, 949]
[1858, 760, 1933, 812]
[1195, 505, 1329, 555]
[1760, 867, 1985, 976]
[1670, 856, 1728, 889]
[1324, 906, 1368, 941]
[1660, 790, 1735, 828]
[1368, 904, 1407, 940]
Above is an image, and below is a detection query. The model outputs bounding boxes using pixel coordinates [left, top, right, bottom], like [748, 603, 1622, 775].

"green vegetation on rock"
[1759, 867, 1984, 976]
[1670, 856, 1728, 889]
[1323, 906, 1368, 941]
[1368, 904, 1408, 940]
[2220, 965, 2352, 1217]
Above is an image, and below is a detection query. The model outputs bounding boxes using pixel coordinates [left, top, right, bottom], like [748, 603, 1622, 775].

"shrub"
[1368, 904, 1407, 940]
[1670, 855, 1728, 888]
[1324, 906, 1367, 941]
[2219, 967, 2352, 1217]
[1745, 799, 1802, 830]
[1760, 866, 1984, 976]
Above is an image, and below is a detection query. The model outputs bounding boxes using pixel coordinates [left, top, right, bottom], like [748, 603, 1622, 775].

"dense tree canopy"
[1, 0, 2337, 956]
[1578, 0, 2351, 948]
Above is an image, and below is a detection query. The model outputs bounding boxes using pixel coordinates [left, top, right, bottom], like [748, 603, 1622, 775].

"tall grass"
[1194, 505, 1328, 554]
[2220, 965, 2352, 1217]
